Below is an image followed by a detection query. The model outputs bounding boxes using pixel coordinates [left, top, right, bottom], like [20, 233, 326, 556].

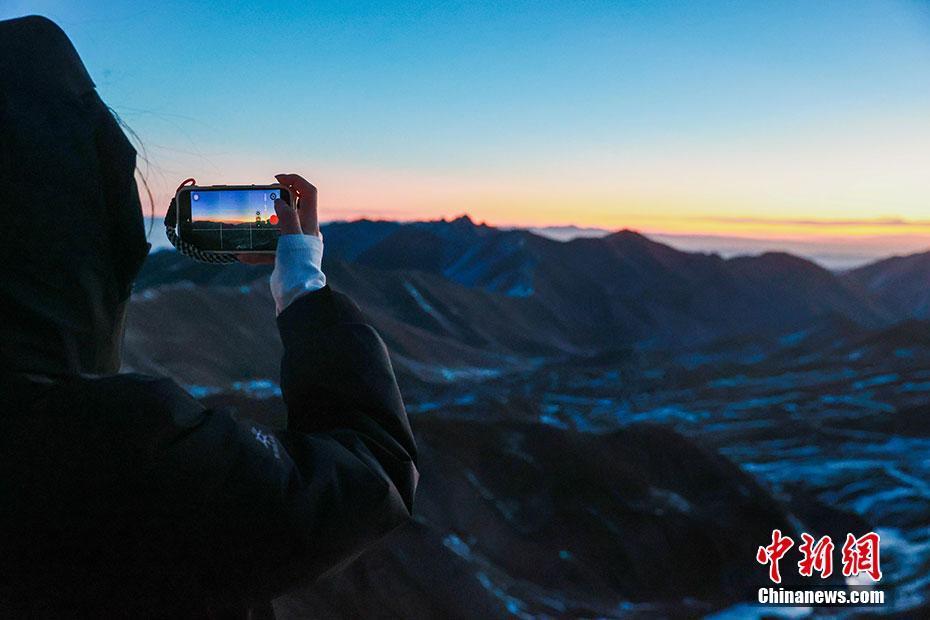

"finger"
[275, 173, 316, 200]
[273, 198, 301, 235]
[236, 254, 274, 265]
[275, 173, 319, 236]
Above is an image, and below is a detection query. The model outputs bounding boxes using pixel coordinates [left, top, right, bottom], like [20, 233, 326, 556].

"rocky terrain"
[124, 218, 930, 617]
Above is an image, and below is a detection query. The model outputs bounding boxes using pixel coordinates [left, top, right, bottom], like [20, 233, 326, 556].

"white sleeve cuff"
[270, 233, 327, 315]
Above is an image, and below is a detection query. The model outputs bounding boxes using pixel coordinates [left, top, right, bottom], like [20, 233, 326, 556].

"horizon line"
[144, 215, 930, 270]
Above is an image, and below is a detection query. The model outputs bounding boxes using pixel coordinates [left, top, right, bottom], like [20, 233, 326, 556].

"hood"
[0, 15, 150, 375]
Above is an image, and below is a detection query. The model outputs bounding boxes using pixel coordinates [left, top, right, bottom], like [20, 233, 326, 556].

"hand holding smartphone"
[176, 184, 294, 254]
[174, 174, 318, 266]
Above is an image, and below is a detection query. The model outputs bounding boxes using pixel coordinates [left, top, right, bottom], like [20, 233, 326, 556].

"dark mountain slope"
[257, 412, 836, 618]
[339, 219, 892, 342]
[845, 250, 930, 319]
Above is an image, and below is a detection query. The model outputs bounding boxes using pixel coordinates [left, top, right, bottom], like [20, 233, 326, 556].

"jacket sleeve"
[274, 284, 419, 584]
[276, 284, 419, 525]
[149, 286, 418, 606]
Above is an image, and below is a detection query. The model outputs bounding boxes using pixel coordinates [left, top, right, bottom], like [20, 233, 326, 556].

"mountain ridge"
[131, 216, 923, 381]
[844, 250, 930, 319]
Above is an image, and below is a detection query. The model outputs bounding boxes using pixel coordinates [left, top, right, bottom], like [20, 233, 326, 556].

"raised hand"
[237, 173, 318, 265]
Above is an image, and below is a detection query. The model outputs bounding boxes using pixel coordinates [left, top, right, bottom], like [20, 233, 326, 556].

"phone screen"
[183, 188, 284, 251]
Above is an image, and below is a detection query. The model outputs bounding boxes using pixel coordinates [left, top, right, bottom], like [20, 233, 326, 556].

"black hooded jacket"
[0, 16, 417, 617]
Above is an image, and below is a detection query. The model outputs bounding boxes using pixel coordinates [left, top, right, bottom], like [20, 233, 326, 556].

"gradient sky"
[3, 0, 929, 249]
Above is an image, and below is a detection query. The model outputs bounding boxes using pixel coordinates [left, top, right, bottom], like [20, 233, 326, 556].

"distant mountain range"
[146, 217, 930, 270]
[527, 225, 930, 269]
[129, 216, 929, 384]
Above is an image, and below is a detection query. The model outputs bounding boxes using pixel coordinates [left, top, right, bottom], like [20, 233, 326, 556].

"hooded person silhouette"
[0, 16, 150, 375]
[0, 16, 417, 618]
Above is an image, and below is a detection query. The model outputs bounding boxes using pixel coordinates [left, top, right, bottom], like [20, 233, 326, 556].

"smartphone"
[175, 185, 293, 253]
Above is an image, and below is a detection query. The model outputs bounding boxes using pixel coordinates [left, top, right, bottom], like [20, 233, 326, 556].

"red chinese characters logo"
[798, 533, 834, 578]
[757, 530, 881, 583]
[756, 529, 794, 583]
[842, 532, 882, 581]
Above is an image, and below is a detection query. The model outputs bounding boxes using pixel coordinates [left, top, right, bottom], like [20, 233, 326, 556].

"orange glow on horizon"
[145, 144, 930, 245]
[152, 193, 930, 243]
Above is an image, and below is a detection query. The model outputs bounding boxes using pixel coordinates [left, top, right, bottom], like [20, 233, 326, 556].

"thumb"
[273, 199, 301, 235]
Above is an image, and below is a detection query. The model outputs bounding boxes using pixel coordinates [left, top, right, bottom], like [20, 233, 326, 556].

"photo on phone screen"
[182, 188, 285, 251]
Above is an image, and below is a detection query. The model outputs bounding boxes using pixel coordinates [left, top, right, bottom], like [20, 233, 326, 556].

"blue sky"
[3, 0, 929, 249]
